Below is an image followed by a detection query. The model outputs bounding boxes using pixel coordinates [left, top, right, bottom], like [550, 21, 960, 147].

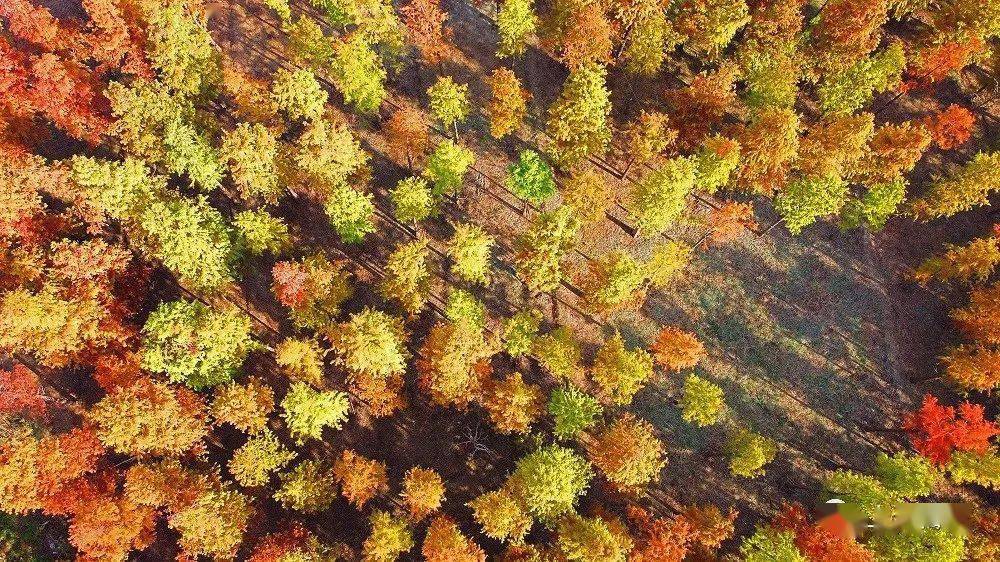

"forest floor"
[32, 0, 1000, 556]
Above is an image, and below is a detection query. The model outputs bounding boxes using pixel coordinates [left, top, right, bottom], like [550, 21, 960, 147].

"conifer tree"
[273, 460, 337, 513]
[502, 310, 542, 357]
[630, 157, 697, 237]
[507, 150, 557, 205]
[417, 319, 495, 408]
[555, 514, 628, 562]
[233, 210, 291, 254]
[651, 326, 705, 372]
[548, 386, 603, 439]
[733, 107, 800, 194]
[285, 16, 333, 68]
[693, 135, 740, 193]
[619, 111, 676, 179]
[911, 152, 1000, 220]
[146, 2, 221, 97]
[514, 207, 581, 293]
[646, 241, 693, 288]
[364, 510, 414, 561]
[620, 7, 681, 76]
[680, 374, 725, 427]
[925, 104, 975, 150]
[579, 251, 647, 314]
[221, 122, 282, 204]
[330, 34, 387, 114]
[913, 236, 1000, 285]
[591, 332, 655, 405]
[727, 429, 777, 477]
[774, 174, 850, 234]
[485, 67, 530, 138]
[422, 516, 486, 562]
[674, 0, 751, 56]
[424, 139, 475, 197]
[169, 487, 253, 560]
[448, 224, 495, 284]
[229, 430, 295, 488]
[561, 168, 612, 224]
[334, 449, 388, 508]
[533, 326, 584, 381]
[816, 42, 905, 115]
[546, 63, 612, 168]
[324, 184, 376, 243]
[588, 414, 666, 489]
[272, 254, 353, 328]
[391, 177, 434, 223]
[400, 467, 445, 521]
[468, 488, 533, 543]
[427, 76, 470, 136]
[280, 382, 350, 444]
[275, 337, 327, 387]
[329, 308, 409, 380]
[271, 68, 328, 122]
[385, 106, 431, 169]
[211, 377, 275, 434]
[401, 0, 453, 65]
[508, 445, 593, 520]
[483, 372, 545, 434]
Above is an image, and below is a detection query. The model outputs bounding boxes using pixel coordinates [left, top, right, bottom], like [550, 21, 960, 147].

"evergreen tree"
[555, 514, 628, 562]
[680, 374, 725, 427]
[508, 445, 593, 520]
[271, 68, 328, 121]
[391, 176, 434, 223]
[630, 157, 697, 237]
[546, 63, 612, 168]
[423, 139, 475, 197]
[427, 76, 470, 135]
[280, 382, 350, 444]
[330, 34, 387, 114]
[496, 0, 537, 58]
[502, 309, 542, 357]
[727, 429, 777, 478]
[448, 223, 494, 284]
[364, 510, 414, 561]
[548, 386, 603, 439]
[514, 207, 581, 293]
[507, 150, 556, 205]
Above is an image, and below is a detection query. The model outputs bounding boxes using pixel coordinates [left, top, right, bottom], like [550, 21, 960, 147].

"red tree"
[924, 104, 975, 150]
[773, 503, 874, 562]
[904, 38, 985, 90]
[628, 505, 697, 561]
[401, 0, 454, 65]
[903, 394, 1000, 465]
[0, 364, 47, 418]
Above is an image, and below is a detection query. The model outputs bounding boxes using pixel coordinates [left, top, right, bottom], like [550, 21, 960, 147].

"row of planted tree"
[1, 0, 1000, 559]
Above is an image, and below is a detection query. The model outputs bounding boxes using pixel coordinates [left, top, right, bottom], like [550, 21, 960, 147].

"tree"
[951, 283, 1000, 344]
[381, 239, 432, 314]
[391, 176, 434, 223]
[591, 333, 655, 405]
[401, 0, 453, 65]
[913, 236, 1000, 285]
[229, 430, 295, 488]
[169, 486, 253, 560]
[774, 174, 850, 234]
[651, 326, 705, 372]
[330, 34, 387, 114]
[630, 157, 697, 237]
[445, 288, 487, 328]
[903, 394, 1000, 465]
[275, 337, 326, 387]
[646, 241, 694, 288]
[233, 210, 291, 254]
[533, 326, 584, 381]
[555, 514, 627, 562]
[804, 0, 888, 76]
[271, 68, 327, 121]
[221, 122, 282, 204]
[588, 414, 666, 489]
[417, 319, 495, 408]
[364, 510, 414, 562]
[816, 43, 905, 115]
[515, 207, 581, 293]
[546, 63, 611, 168]
[706, 201, 757, 244]
[273, 460, 337, 513]
[146, 2, 221, 96]
[851, 121, 931, 186]
[840, 177, 907, 231]
[627, 506, 699, 562]
[911, 152, 1000, 220]
[468, 488, 533, 543]
[291, 118, 368, 196]
[141, 300, 260, 389]
[285, 16, 333, 68]
[0, 364, 46, 419]
[925, 104, 975, 150]
[548, 386, 603, 439]
[427, 76, 470, 135]
[385, 107, 430, 169]
[727, 429, 777, 477]
[422, 516, 486, 562]
[507, 150, 556, 205]
[665, 63, 739, 149]
[733, 107, 800, 194]
[423, 139, 475, 197]
[948, 448, 1000, 489]
[942, 345, 1000, 392]
[496, 0, 537, 58]
[823, 469, 895, 516]
[562, 168, 612, 224]
[544, 0, 613, 69]
[866, 527, 966, 562]
[502, 310, 541, 357]
[674, 0, 750, 56]
[796, 113, 874, 180]
[272, 254, 353, 328]
[875, 452, 937, 499]
[322, 186, 374, 244]
[211, 377, 275, 434]
[772, 503, 875, 562]
[508, 445, 593, 520]
[737, 47, 800, 111]
[401, 467, 445, 520]
[280, 382, 350, 444]
[0, 286, 111, 368]
[334, 449, 388, 508]
[248, 524, 331, 561]
[330, 309, 408, 379]
[620, 8, 681, 76]
[448, 224, 494, 284]
[618, 111, 676, 179]
[483, 372, 545, 434]
[87, 379, 207, 456]
[579, 251, 647, 314]
[740, 527, 807, 562]
[680, 374, 725, 427]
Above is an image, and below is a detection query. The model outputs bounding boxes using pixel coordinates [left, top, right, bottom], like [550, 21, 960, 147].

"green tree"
[146, 2, 220, 97]
[727, 429, 777, 478]
[275, 337, 327, 387]
[331, 34, 387, 114]
[911, 152, 1000, 220]
[693, 135, 740, 193]
[503, 309, 542, 357]
[555, 514, 628, 562]
[364, 510, 414, 562]
[284, 16, 333, 68]
[867, 527, 966, 562]
[323, 184, 376, 243]
[232, 210, 291, 255]
[292, 118, 368, 193]
[496, 0, 537, 58]
[273, 460, 338, 513]
[546, 63, 612, 168]
[680, 374, 725, 427]
[221, 122, 282, 204]
[840, 177, 907, 231]
[875, 452, 938, 500]
[590, 332, 655, 405]
[228, 430, 295, 487]
[509, 445, 593, 520]
[271, 68, 328, 121]
[740, 528, 807, 562]
[142, 300, 260, 389]
[391, 176, 434, 223]
[329, 309, 409, 379]
[948, 448, 1000, 489]
[427, 76, 470, 136]
[630, 157, 697, 237]
[507, 149, 556, 205]
[381, 239, 432, 314]
[423, 139, 475, 197]
[774, 174, 850, 234]
[448, 223, 494, 284]
[579, 251, 647, 313]
[823, 470, 895, 516]
[280, 381, 350, 444]
[533, 326, 583, 381]
[548, 386, 603, 439]
[817, 43, 905, 115]
[515, 207, 581, 293]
